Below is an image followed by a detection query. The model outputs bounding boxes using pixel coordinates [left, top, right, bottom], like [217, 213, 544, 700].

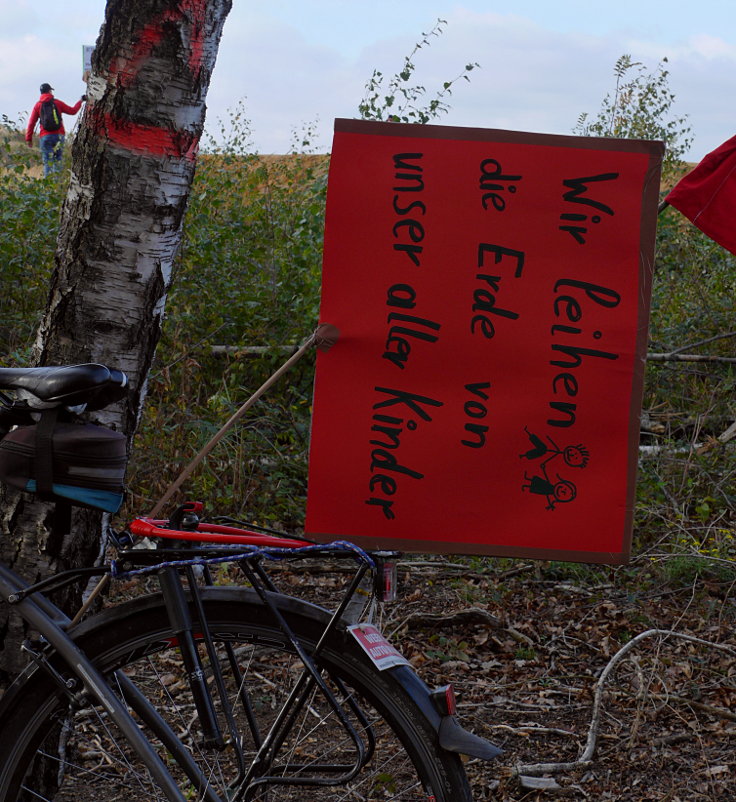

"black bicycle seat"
[0, 364, 128, 409]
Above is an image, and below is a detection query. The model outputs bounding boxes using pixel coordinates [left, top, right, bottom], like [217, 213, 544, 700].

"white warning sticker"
[348, 623, 411, 671]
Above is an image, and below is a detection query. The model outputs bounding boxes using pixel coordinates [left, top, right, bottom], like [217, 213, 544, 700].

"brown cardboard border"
[309, 530, 631, 565]
[334, 118, 664, 156]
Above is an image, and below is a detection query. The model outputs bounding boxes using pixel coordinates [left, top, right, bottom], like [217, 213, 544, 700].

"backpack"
[39, 99, 61, 132]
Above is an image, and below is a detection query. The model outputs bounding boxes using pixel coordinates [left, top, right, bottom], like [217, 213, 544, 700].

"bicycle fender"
[388, 664, 503, 761]
[438, 714, 504, 760]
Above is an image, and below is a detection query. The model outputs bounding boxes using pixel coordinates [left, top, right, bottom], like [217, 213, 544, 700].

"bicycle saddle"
[0, 364, 128, 409]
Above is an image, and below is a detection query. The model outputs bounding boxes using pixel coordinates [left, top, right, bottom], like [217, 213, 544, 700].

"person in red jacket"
[26, 83, 85, 177]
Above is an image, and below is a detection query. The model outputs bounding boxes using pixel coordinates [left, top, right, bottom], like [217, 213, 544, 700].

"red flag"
[666, 134, 736, 255]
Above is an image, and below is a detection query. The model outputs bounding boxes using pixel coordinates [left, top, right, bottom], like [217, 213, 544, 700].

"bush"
[0, 117, 65, 361]
[1, 51, 731, 554]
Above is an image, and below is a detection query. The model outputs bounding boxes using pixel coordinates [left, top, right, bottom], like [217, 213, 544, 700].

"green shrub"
[0, 117, 65, 361]
[1, 50, 731, 553]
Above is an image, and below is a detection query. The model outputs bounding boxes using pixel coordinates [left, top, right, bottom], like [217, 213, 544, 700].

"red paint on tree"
[89, 108, 199, 161]
[110, 0, 209, 88]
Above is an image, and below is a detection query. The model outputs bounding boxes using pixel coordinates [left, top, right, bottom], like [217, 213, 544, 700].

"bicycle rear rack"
[115, 525, 399, 797]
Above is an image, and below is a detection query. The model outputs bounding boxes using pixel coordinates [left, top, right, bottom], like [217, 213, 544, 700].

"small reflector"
[378, 560, 397, 602]
[430, 684, 457, 716]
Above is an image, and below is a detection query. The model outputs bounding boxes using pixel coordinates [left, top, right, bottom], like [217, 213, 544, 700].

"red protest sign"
[305, 119, 662, 564]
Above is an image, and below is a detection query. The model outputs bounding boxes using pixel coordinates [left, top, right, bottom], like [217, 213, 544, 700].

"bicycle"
[0, 362, 502, 801]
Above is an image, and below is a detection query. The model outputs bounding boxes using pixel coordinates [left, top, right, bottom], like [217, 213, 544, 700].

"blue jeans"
[40, 134, 65, 176]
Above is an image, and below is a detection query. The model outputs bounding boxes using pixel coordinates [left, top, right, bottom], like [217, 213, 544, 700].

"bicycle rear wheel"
[0, 587, 471, 801]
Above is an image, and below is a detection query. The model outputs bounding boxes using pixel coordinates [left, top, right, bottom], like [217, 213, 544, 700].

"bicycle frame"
[0, 520, 401, 800]
[114, 529, 393, 796]
[2, 500, 504, 802]
[0, 363, 502, 801]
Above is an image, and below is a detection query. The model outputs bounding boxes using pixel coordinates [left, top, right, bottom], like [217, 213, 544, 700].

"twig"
[667, 330, 736, 356]
[646, 353, 736, 364]
[651, 694, 736, 722]
[211, 345, 295, 355]
[645, 549, 736, 572]
[401, 606, 533, 645]
[626, 654, 646, 748]
[514, 629, 736, 777]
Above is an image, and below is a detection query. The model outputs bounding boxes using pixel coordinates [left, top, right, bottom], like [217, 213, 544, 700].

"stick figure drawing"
[520, 427, 589, 510]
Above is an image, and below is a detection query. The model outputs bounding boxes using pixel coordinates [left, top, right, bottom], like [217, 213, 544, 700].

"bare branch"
[646, 353, 736, 364]
[668, 330, 736, 356]
[514, 629, 736, 777]
[400, 606, 534, 645]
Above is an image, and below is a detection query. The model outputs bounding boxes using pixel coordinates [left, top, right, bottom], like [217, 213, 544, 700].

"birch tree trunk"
[0, 0, 232, 681]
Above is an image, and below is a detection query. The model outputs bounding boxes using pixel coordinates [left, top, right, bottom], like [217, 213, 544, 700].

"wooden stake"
[148, 324, 338, 519]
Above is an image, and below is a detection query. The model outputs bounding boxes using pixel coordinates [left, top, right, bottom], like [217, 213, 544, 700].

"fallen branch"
[652, 732, 691, 747]
[211, 329, 736, 366]
[401, 606, 533, 645]
[211, 344, 736, 364]
[652, 693, 736, 723]
[718, 420, 736, 444]
[514, 629, 736, 777]
[489, 724, 578, 738]
[697, 419, 736, 456]
[467, 696, 589, 713]
[211, 345, 295, 356]
[646, 353, 736, 364]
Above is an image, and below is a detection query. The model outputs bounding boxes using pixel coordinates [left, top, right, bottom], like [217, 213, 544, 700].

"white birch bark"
[0, 0, 232, 679]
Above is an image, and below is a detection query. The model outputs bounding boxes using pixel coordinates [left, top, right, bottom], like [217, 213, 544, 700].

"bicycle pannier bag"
[0, 421, 127, 512]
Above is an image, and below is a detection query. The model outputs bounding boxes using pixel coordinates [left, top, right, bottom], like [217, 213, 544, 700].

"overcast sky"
[2, 0, 734, 161]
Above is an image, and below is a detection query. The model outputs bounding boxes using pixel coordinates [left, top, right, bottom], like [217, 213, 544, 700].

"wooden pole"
[148, 324, 339, 519]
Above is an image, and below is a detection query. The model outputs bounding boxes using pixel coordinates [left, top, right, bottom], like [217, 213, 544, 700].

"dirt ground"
[269, 555, 736, 801]
[71, 549, 736, 801]
[375, 558, 736, 801]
